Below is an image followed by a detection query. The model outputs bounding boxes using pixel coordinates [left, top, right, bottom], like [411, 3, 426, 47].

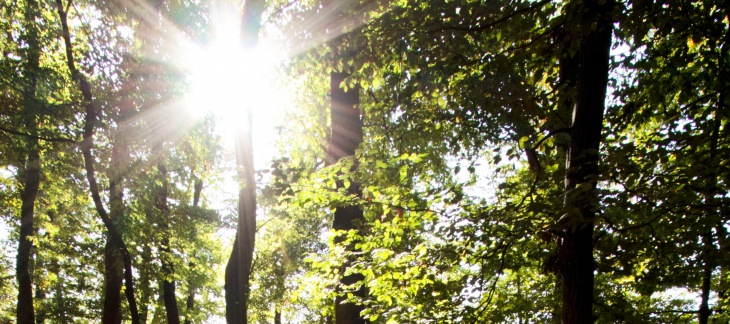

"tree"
[225, 0, 266, 322]
[555, 1, 615, 322]
[3, 0, 730, 322]
[328, 46, 368, 324]
[15, 0, 42, 322]
[55, 0, 141, 322]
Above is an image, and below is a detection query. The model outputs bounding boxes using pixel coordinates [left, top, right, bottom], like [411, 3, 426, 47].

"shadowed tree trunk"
[102, 156, 124, 324]
[698, 18, 730, 321]
[274, 306, 282, 324]
[55, 1, 140, 322]
[184, 178, 203, 324]
[16, 1, 41, 323]
[557, 1, 614, 323]
[103, 48, 137, 323]
[224, 1, 265, 323]
[103, 237, 123, 324]
[139, 244, 154, 324]
[328, 66, 367, 324]
[225, 107, 257, 324]
[699, 231, 713, 324]
[698, 94, 725, 324]
[154, 153, 180, 324]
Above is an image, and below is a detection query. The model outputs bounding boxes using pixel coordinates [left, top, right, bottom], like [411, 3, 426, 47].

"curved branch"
[54, 1, 140, 323]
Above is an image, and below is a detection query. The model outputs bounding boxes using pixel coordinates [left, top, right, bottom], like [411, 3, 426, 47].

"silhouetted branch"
[0, 126, 77, 143]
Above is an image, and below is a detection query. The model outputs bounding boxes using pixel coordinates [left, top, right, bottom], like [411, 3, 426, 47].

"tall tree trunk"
[103, 236, 123, 323]
[225, 108, 257, 324]
[328, 67, 367, 324]
[16, 1, 41, 323]
[55, 1, 140, 322]
[139, 244, 154, 324]
[699, 232, 713, 324]
[698, 99, 725, 324]
[699, 20, 730, 322]
[557, 1, 614, 323]
[185, 178, 203, 324]
[103, 142, 126, 324]
[224, 1, 265, 323]
[154, 155, 181, 324]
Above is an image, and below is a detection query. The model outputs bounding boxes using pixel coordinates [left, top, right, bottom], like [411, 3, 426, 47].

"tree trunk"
[328, 68, 367, 324]
[154, 158, 181, 324]
[185, 178, 203, 324]
[139, 244, 154, 324]
[55, 1, 140, 322]
[102, 235, 123, 324]
[557, 1, 614, 323]
[274, 306, 282, 324]
[225, 109, 257, 324]
[103, 142, 126, 324]
[224, 1, 265, 323]
[699, 232, 713, 324]
[698, 99, 724, 324]
[184, 290, 195, 324]
[16, 1, 41, 323]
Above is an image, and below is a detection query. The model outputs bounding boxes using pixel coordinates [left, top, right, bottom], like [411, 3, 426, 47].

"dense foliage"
[0, 0, 728, 323]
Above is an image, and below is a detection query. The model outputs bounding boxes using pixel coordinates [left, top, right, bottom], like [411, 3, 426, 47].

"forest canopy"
[1, 0, 728, 323]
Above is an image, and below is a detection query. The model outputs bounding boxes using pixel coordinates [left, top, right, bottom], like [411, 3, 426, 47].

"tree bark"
[699, 232, 713, 324]
[699, 20, 730, 322]
[557, 1, 614, 323]
[328, 69, 367, 324]
[102, 235, 123, 324]
[225, 109, 257, 324]
[274, 306, 282, 324]
[698, 101, 724, 324]
[103, 142, 126, 324]
[224, 1, 265, 323]
[55, 1, 140, 322]
[139, 244, 154, 324]
[155, 157, 181, 324]
[16, 0, 41, 323]
[185, 178, 203, 324]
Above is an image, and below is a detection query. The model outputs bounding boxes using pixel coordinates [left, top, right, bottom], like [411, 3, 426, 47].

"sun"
[181, 9, 286, 132]
[184, 40, 273, 121]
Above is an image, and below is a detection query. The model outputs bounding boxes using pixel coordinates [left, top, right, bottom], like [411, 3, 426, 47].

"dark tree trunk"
[161, 231, 180, 323]
[55, 1, 140, 322]
[184, 178, 203, 324]
[103, 142, 126, 324]
[699, 231, 713, 324]
[155, 158, 181, 324]
[274, 306, 282, 324]
[557, 1, 614, 323]
[139, 244, 154, 324]
[16, 0, 41, 323]
[224, 1, 265, 323]
[102, 235, 123, 324]
[184, 291, 195, 324]
[328, 69, 367, 324]
[698, 102, 724, 324]
[225, 109, 257, 324]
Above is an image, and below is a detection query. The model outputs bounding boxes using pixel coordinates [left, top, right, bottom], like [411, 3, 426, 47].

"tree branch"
[427, 0, 551, 34]
[54, 1, 140, 323]
[0, 126, 77, 143]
